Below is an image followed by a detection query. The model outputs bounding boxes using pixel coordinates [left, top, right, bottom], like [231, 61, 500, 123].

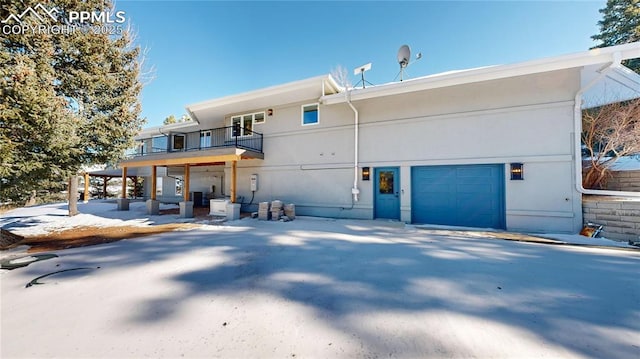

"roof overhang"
[186, 75, 342, 124]
[136, 121, 200, 140]
[582, 63, 640, 108]
[87, 167, 148, 177]
[320, 42, 640, 105]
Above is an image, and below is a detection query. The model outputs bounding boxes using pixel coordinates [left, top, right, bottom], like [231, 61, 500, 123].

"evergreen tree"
[0, 0, 145, 211]
[592, 0, 640, 72]
[163, 115, 177, 125]
[163, 114, 191, 125]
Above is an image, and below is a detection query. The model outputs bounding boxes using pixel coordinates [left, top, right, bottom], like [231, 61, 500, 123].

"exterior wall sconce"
[362, 167, 370, 181]
[510, 163, 524, 180]
[267, 109, 273, 116]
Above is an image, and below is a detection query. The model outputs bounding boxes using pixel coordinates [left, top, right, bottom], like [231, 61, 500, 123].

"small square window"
[254, 112, 265, 124]
[173, 134, 185, 150]
[302, 104, 319, 125]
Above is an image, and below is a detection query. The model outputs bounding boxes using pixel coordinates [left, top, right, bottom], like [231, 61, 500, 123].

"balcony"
[121, 125, 264, 167]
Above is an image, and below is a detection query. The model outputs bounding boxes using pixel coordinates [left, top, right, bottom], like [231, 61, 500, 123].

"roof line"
[186, 74, 339, 116]
[321, 42, 640, 105]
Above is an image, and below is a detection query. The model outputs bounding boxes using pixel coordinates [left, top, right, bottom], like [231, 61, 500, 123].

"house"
[117, 42, 640, 233]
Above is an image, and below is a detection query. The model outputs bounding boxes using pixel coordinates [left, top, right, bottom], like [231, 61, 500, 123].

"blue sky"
[116, 1, 606, 127]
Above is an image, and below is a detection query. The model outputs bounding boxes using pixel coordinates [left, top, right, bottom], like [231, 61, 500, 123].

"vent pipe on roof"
[573, 52, 640, 198]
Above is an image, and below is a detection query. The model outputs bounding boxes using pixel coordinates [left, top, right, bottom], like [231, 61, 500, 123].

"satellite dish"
[395, 44, 423, 82]
[397, 45, 411, 69]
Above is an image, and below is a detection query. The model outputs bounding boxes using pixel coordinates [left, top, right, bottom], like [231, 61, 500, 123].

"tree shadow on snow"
[26, 218, 640, 358]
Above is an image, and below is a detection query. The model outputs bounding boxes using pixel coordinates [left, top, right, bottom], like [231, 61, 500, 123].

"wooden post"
[231, 160, 237, 203]
[151, 166, 157, 200]
[121, 167, 127, 199]
[83, 172, 90, 203]
[184, 164, 190, 202]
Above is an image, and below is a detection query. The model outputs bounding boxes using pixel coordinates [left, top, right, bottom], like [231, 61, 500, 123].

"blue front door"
[374, 167, 400, 219]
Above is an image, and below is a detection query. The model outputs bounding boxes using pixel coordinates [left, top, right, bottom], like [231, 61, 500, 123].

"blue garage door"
[411, 164, 505, 229]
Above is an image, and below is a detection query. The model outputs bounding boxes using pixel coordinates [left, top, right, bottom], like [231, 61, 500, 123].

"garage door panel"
[457, 178, 493, 185]
[422, 184, 456, 193]
[456, 184, 495, 193]
[457, 167, 494, 177]
[412, 164, 505, 229]
[457, 197, 498, 212]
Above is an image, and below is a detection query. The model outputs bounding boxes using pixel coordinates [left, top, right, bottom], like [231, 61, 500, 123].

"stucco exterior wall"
[225, 69, 584, 233]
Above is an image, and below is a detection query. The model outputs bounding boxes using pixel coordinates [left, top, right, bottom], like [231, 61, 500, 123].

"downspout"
[346, 89, 360, 201]
[574, 52, 640, 197]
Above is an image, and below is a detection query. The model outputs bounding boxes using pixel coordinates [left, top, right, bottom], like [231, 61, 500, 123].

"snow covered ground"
[0, 201, 189, 238]
[1, 202, 639, 358]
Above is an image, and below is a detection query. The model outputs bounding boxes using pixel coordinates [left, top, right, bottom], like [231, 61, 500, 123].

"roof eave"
[186, 74, 340, 114]
[321, 42, 640, 105]
[136, 121, 199, 139]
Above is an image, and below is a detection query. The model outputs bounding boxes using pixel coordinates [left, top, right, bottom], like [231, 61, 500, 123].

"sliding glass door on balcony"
[200, 131, 212, 148]
[231, 115, 254, 137]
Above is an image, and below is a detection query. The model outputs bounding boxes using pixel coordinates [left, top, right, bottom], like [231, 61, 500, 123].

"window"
[379, 171, 395, 194]
[200, 131, 212, 148]
[232, 116, 242, 136]
[254, 112, 265, 124]
[243, 115, 253, 135]
[138, 142, 146, 155]
[230, 111, 264, 136]
[302, 103, 319, 125]
[152, 136, 167, 153]
[173, 134, 185, 151]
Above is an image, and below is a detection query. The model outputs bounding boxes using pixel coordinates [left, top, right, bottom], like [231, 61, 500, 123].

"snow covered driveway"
[1, 216, 639, 358]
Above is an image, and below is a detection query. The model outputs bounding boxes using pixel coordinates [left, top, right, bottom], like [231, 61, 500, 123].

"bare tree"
[582, 97, 640, 189]
[330, 65, 352, 88]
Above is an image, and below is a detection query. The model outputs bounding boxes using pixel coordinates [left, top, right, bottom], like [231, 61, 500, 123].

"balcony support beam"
[151, 166, 157, 200]
[184, 164, 191, 203]
[83, 172, 90, 203]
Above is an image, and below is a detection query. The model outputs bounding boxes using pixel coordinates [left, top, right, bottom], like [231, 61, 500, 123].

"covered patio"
[116, 147, 263, 218]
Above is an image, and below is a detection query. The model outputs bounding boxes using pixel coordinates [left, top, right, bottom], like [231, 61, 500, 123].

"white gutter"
[187, 75, 335, 112]
[573, 51, 640, 198]
[321, 43, 640, 106]
[346, 88, 360, 202]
